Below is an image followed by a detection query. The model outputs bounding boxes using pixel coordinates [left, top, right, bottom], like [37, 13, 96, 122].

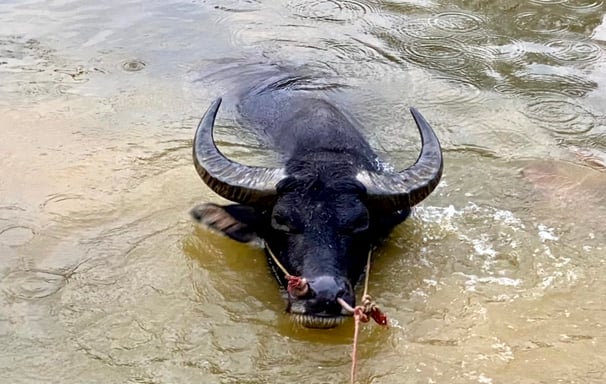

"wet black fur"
[193, 71, 413, 318]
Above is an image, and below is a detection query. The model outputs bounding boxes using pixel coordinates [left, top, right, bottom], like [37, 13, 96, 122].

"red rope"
[266, 243, 388, 383]
[338, 247, 389, 384]
[286, 275, 308, 297]
[351, 308, 363, 384]
[341, 296, 388, 384]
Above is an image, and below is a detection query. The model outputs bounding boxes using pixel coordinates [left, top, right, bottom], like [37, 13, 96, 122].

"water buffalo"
[191, 74, 443, 328]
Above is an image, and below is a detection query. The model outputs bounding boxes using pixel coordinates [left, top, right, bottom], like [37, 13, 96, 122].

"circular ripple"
[530, 0, 566, 4]
[539, 74, 594, 97]
[417, 77, 484, 108]
[514, 12, 576, 34]
[320, 38, 398, 78]
[0, 225, 34, 247]
[478, 126, 538, 152]
[213, 0, 259, 12]
[493, 82, 519, 95]
[2, 270, 65, 299]
[524, 99, 596, 135]
[448, 120, 539, 157]
[546, 39, 603, 64]
[402, 39, 467, 71]
[225, 20, 268, 48]
[396, 17, 451, 41]
[430, 11, 484, 34]
[574, 147, 606, 170]
[288, 0, 371, 23]
[562, 0, 604, 9]
[41, 193, 107, 218]
[122, 59, 146, 72]
[494, 73, 596, 98]
[464, 34, 527, 62]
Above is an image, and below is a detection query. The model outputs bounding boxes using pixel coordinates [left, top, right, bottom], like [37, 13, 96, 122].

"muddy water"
[1, 1, 606, 383]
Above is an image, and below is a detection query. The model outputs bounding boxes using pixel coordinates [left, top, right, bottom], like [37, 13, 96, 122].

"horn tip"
[409, 106, 422, 118]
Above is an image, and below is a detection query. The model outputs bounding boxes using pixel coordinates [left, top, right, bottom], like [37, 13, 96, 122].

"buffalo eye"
[340, 210, 369, 235]
[271, 213, 302, 234]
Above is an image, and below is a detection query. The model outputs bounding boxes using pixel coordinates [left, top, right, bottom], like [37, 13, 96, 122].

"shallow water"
[1, 1, 606, 383]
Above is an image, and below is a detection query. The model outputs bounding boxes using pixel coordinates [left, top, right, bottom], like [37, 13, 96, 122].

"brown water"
[1, 1, 606, 383]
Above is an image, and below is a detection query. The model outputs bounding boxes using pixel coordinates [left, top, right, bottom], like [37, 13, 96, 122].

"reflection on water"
[1, 0, 606, 383]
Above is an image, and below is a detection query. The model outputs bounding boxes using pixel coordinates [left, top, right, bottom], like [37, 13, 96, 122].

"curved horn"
[357, 107, 443, 210]
[193, 98, 286, 205]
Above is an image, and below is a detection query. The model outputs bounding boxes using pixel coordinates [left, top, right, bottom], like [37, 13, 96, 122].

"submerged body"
[191, 72, 443, 328]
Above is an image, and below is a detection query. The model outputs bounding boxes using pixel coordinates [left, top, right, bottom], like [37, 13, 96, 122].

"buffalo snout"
[300, 275, 354, 316]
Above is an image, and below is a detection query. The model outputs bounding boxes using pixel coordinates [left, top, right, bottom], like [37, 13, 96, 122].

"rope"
[265, 242, 309, 297]
[265, 243, 388, 384]
[337, 248, 388, 384]
[265, 241, 289, 277]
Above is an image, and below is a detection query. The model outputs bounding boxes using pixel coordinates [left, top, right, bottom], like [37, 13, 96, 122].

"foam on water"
[414, 201, 583, 296]
[537, 224, 559, 242]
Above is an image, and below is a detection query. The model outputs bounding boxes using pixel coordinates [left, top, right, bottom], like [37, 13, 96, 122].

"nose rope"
[338, 247, 388, 384]
[264, 243, 309, 297]
[264, 243, 388, 384]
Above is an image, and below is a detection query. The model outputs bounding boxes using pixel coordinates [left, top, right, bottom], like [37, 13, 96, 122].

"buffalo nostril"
[305, 275, 353, 312]
[307, 275, 341, 300]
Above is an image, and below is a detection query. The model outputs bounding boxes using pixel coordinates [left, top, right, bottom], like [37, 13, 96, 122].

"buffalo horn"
[193, 98, 285, 205]
[357, 107, 443, 211]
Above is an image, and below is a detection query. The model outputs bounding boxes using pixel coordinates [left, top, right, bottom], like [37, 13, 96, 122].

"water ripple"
[514, 11, 576, 34]
[546, 39, 603, 64]
[562, 0, 604, 9]
[0, 225, 35, 247]
[524, 99, 597, 135]
[495, 73, 597, 98]
[452, 119, 539, 156]
[287, 0, 373, 24]
[402, 38, 467, 71]
[530, 0, 567, 4]
[122, 59, 146, 72]
[1, 270, 66, 299]
[0, 36, 82, 102]
[464, 35, 527, 62]
[429, 11, 484, 34]
[211, 0, 261, 13]
[382, 15, 497, 84]
[395, 17, 452, 41]
[421, 77, 483, 107]
[318, 37, 399, 78]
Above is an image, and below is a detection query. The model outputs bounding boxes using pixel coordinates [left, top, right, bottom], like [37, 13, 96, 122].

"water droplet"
[122, 59, 146, 72]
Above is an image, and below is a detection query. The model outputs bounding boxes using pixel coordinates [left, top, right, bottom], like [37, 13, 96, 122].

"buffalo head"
[191, 97, 442, 328]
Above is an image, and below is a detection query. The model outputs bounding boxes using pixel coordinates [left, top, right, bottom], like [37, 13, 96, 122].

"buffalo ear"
[190, 203, 263, 243]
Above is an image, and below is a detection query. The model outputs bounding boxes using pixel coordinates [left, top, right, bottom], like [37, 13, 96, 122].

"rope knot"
[356, 294, 388, 326]
[266, 244, 386, 384]
[286, 275, 309, 297]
